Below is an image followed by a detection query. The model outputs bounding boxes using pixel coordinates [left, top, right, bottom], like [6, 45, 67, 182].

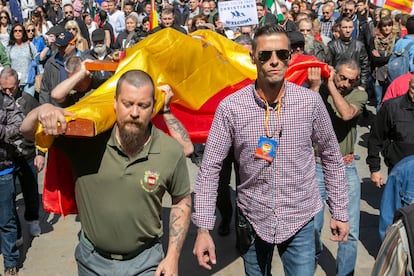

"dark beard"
[118, 123, 147, 156]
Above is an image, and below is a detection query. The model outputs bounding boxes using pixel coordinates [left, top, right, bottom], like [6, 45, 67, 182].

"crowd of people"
[0, 0, 414, 275]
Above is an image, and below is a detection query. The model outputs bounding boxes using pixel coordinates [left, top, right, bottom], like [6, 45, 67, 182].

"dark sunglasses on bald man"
[258, 49, 290, 63]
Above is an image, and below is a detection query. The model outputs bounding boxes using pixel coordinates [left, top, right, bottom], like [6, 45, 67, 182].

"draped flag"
[38, 28, 330, 215]
[383, 0, 413, 13]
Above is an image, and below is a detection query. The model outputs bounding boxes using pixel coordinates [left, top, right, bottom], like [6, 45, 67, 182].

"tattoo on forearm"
[165, 118, 191, 142]
[169, 203, 191, 253]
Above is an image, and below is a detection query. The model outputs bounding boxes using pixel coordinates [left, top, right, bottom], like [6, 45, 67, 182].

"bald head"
[115, 70, 155, 101]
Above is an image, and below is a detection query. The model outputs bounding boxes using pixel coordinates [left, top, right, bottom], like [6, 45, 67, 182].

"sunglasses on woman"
[26, 28, 35, 33]
[258, 49, 291, 63]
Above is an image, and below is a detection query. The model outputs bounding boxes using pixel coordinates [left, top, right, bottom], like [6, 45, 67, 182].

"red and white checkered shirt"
[192, 82, 349, 244]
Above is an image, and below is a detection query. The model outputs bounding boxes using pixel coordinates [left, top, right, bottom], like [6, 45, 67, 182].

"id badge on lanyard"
[254, 136, 278, 162]
[254, 94, 283, 163]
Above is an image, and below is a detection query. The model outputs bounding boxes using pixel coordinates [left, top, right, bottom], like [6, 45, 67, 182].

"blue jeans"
[21, 84, 35, 97]
[76, 231, 164, 275]
[242, 219, 315, 276]
[0, 173, 19, 269]
[315, 161, 360, 276]
[14, 156, 39, 221]
[373, 83, 384, 112]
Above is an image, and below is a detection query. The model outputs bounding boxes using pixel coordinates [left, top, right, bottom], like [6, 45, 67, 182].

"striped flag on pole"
[265, 0, 284, 23]
[150, 0, 158, 30]
[383, 0, 413, 13]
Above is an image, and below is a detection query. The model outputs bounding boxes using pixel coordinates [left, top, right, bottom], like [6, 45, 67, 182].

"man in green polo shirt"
[20, 70, 192, 275]
[313, 59, 367, 275]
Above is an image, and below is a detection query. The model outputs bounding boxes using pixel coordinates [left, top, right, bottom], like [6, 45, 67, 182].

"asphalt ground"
[2, 105, 386, 275]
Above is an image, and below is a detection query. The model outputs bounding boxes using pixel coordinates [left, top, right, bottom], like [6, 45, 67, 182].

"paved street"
[2, 106, 385, 275]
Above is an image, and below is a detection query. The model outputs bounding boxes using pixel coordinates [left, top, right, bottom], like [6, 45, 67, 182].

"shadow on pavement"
[317, 244, 336, 276]
[361, 178, 382, 210]
[359, 210, 381, 259]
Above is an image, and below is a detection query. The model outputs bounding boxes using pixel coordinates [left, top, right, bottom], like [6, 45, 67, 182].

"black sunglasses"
[258, 49, 290, 63]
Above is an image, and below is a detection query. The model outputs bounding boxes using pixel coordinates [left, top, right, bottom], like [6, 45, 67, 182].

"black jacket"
[150, 24, 187, 35]
[0, 93, 24, 170]
[327, 38, 369, 89]
[367, 93, 414, 172]
[173, 3, 190, 26]
[336, 15, 373, 53]
[15, 91, 39, 159]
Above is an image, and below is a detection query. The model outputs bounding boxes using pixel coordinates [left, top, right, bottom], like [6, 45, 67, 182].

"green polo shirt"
[55, 125, 190, 254]
[321, 85, 368, 156]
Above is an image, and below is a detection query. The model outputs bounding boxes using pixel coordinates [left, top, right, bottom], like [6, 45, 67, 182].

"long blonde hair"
[65, 20, 84, 44]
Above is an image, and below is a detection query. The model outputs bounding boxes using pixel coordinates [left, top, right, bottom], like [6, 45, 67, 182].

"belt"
[83, 233, 158, 261]
[315, 153, 354, 165]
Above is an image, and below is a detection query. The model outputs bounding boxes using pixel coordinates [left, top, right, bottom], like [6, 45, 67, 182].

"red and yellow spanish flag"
[149, 0, 158, 30]
[38, 29, 330, 215]
[35, 29, 257, 150]
[35, 28, 330, 150]
[384, 0, 413, 14]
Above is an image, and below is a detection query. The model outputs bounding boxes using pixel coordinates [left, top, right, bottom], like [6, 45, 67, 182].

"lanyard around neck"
[262, 92, 283, 138]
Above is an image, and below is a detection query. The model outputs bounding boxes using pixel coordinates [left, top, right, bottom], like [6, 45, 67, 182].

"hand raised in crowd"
[307, 66, 322, 92]
[327, 65, 336, 84]
[157, 84, 174, 109]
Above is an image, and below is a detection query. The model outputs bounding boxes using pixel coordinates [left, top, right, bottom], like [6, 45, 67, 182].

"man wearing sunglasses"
[314, 59, 367, 276]
[193, 24, 349, 275]
[59, 3, 91, 47]
[319, 3, 337, 39]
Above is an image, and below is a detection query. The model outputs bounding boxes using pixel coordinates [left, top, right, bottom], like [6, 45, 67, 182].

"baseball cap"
[91, 29, 105, 42]
[55, 31, 76, 47]
[287, 31, 305, 48]
[46, 25, 65, 36]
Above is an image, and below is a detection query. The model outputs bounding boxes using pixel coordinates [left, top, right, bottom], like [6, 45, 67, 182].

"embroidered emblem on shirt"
[140, 170, 160, 192]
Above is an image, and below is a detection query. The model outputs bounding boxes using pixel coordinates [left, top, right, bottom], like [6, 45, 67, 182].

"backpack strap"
[28, 43, 34, 60]
[394, 204, 414, 268]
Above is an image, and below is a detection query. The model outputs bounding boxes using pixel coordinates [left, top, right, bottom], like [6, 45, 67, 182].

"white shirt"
[108, 10, 125, 38]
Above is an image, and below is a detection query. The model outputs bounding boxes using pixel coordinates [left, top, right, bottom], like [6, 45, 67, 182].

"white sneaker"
[28, 220, 41, 237]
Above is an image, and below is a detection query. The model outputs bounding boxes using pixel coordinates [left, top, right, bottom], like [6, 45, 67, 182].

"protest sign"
[218, 0, 258, 27]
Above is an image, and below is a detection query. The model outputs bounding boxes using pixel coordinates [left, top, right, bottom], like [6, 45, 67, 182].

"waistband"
[82, 231, 159, 261]
[0, 166, 15, 176]
[315, 153, 354, 165]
